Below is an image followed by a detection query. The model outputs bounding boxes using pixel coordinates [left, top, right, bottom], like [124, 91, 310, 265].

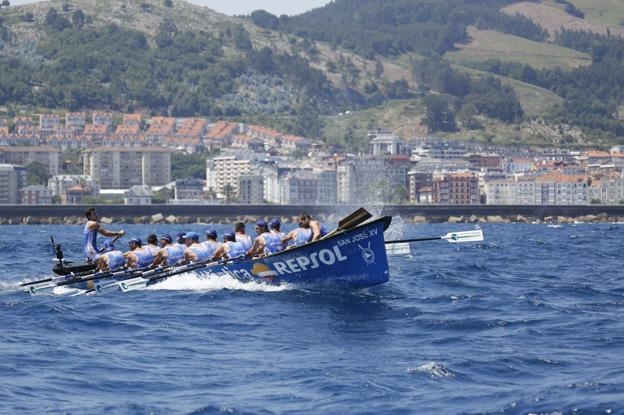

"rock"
[281, 215, 291, 224]
[151, 213, 164, 223]
[8, 218, 19, 225]
[544, 216, 555, 222]
[412, 215, 427, 224]
[447, 216, 463, 224]
[584, 214, 597, 222]
[100, 216, 114, 225]
[516, 215, 529, 223]
[22, 216, 32, 225]
[466, 214, 478, 223]
[557, 216, 573, 223]
[486, 215, 507, 223]
[165, 215, 178, 224]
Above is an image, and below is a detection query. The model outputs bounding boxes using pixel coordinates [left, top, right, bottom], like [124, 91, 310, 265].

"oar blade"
[118, 277, 147, 293]
[338, 207, 372, 230]
[442, 230, 484, 243]
[385, 242, 411, 256]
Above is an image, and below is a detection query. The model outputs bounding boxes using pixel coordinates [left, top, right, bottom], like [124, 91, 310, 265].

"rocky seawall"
[2, 210, 623, 225]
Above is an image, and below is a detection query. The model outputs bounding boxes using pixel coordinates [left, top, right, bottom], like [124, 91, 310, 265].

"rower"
[248, 218, 285, 257]
[144, 233, 160, 256]
[83, 207, 125, 262]
[170, 232, 187, 260]
[152, 234, 184, 268]
[202, 229, 221, 259]
[95, 240, 126, 272]
[213, 233, 246, 260]
[282, 213, 329, 247]
[183, 232, 212, 263]
[234, 221, 252, 252]
[124, 238, 154, 269]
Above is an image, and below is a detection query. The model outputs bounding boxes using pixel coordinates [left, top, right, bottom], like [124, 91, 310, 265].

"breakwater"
[0, 204, 623, 224]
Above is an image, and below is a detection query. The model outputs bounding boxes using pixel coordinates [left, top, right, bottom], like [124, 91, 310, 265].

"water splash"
[145, 270, 293, 293]
[407, 362, 455, 378]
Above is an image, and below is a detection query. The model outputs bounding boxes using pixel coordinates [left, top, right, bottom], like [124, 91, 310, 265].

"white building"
[337, 156, 410, 204]
[124, 185, 153, 205]
[369, 130, 407, 156]
[19, 185, 53, 205]
[485, 174, 590, 205]
[206, 156, 251, 194]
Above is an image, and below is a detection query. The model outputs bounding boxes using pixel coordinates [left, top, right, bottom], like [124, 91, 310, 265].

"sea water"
[0, 222, 622, 414]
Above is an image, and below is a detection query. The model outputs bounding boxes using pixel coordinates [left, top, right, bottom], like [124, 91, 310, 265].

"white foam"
[407, 362, 455, 378]
[52, 286, 87, 296]
[145, 270, 293, 293]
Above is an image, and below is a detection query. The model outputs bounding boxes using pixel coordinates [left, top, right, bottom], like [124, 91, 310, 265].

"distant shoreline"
[0, 204, 623, 225]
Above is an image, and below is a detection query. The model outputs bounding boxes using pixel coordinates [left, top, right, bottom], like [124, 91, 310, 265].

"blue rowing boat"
[143, 215, 392, 290]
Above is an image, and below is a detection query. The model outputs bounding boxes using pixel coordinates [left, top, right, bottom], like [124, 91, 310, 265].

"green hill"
[1, 0, 624, 148]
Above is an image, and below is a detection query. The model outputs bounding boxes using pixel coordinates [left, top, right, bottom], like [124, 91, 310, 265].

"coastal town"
[0, 111, 623, 207]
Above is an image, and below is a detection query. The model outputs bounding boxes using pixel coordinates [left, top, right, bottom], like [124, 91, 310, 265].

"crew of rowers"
[83, 208, 328, 272]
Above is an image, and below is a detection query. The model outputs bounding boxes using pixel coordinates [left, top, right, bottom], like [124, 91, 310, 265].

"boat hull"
[160, 217, 391, 290]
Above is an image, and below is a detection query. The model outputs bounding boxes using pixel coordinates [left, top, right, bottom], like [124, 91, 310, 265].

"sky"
[8, 0, 331, 16]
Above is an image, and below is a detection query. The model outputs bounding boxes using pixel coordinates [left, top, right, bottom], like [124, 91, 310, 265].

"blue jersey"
[318, 223, 329, 238]
[170, 243, 186, 260]
[134, 249, 154, 268]
[262, 231, 285, 255]
[164, 245, 184, 266]
[292, 228, 313, 246]
[201, 241, 220, 259]
[188, 244, 212, 262]
[225, 241, 246, 259]
[144, 244, 160, 257]
[84, 221, 99, 261]
[103, 250, 125, 271]
[236, 234, 252, 251]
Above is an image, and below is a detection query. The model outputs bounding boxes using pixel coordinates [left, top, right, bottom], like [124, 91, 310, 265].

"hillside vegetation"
[0, 0, 624, 148]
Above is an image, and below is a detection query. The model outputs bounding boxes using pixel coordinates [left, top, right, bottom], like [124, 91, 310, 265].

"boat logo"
[251, 263, 278, 280]
[450, 233, 459, 241]
[359, 242, 375, 265]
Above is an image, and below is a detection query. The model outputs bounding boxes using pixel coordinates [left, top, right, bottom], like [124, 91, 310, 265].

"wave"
[145, 270, 293, 293]
[407, 362, 455, 378]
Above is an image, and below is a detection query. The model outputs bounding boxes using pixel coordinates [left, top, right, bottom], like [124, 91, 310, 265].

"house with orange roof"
[66, 112, 86, 130]
[231, 134, 264, 152]
[83, 124, 110, 143]
[204, 121, 237, 150]
[280, 134, 309, 155]
[0, 119, 8, 136]
[122, 113, 142, 126]
[92, 112, 113, 127]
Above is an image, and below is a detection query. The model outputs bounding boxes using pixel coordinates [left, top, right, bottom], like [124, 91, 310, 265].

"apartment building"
[0, 146, 60, 175]
[0, 164, 27, 204]
[83, 147, 171, 189]
[432, 173, 480, 205]
[206, 156, 251, 194]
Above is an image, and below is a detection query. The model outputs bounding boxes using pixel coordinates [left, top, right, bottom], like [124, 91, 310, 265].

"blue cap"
[269, 218, 281, 229]
[223, 233, 235, 241]
[128, 237, 142, 246]
[159, 234, 173, 243]
[256, 220, 267, 228]
[176, 232, 185, 238]
[183, 231, 199, 241]
[206, 229, 217, 239]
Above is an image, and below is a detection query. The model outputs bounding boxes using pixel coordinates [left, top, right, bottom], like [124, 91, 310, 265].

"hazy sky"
[8, 0, 331, 16]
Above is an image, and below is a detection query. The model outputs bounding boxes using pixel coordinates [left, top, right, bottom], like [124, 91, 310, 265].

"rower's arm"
[98, 226, 124, 238]
[281, 230, 296, 245]
[310, 222, 322, 241]
[247, 237, 265, 257]
[152, 251, 165, 268]
[212, 245, 225, 260]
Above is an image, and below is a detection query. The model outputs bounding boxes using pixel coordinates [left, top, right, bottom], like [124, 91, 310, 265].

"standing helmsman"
[84, 207, 125, 262]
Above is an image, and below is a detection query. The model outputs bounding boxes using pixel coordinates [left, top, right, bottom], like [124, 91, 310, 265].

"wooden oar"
[322, 208, 372, 239]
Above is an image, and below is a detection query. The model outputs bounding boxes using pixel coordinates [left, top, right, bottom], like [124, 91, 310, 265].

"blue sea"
[0, 220, 623, 414]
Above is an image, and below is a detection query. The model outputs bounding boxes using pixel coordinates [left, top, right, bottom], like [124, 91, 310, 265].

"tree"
[26, 162, 51, 186]
[72, 9, 85, 30]
[163, 0, 173, 7]
[22, 12, 34, 22]
[1, 1, 10, 8]
[423, 94, 457, 132]
[250, 10, 279, 30]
